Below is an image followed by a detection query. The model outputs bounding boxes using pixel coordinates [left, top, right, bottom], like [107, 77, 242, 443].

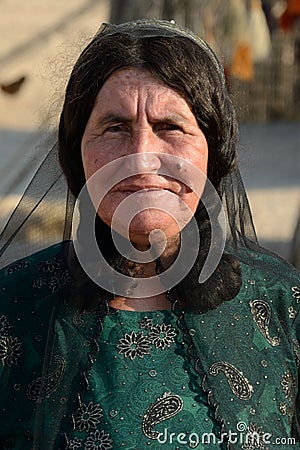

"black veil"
[0, 19, 299, 449]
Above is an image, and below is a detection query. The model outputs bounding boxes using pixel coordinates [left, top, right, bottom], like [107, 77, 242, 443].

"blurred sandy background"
[0, 0, 299, 261]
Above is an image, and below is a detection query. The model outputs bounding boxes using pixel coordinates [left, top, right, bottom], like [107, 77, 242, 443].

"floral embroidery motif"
[0, 315, 12, 336]
[32, 278, 47, 289]
[37, 258, 63, 273]
[292, 286, 300, 302]
[142, 392, 183, 439]
[85, 429, 113, 450]
[0, 335, 22, 366]
[118, 317, 178, 359]
[67, 395, 111, 449]
[32, 268, 71, 293]
[209, 361, 253, 400]
[27, 354, 66, 402]
[0, 316, 22, 367]
[117, 331, 151, 360]
[281, 371, 297, 401]
[139, 317, 153, 330]
[73, 400, 103, 433]
[249, 300, 280, 346]
[242, 422, 271, 449]
[66, 437, 83, 449]
[48, 270, 72, 293]
[148, 323, 177, 350]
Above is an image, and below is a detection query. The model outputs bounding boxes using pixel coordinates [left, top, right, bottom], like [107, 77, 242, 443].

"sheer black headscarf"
[57, 20, 250, 312]
[1, 19, 299, 450]
[0, 19, 259, 311]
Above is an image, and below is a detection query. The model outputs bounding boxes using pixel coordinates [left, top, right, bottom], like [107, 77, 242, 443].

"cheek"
[192, 145, 209, 175]
[181, 192, 201, 218]
[81, 143, 108, 182]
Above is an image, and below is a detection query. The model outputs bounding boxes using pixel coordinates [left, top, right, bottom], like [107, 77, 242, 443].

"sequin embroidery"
[27, 354, 66, 402]
[249, 300, 280, 346]
[209, 361, 253, 400]
[142, 392, 184, 439]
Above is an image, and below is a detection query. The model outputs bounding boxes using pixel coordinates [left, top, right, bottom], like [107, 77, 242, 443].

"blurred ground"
[0, 0, 299, 262]
[239, 122, 300, 259]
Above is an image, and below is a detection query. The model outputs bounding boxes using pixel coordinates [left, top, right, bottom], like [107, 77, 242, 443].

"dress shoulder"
[0, 241, 72, 327]
[238, 243, 300, 287]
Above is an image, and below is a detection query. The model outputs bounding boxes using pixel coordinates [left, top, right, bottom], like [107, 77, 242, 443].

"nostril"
[124, 152, 161, 173]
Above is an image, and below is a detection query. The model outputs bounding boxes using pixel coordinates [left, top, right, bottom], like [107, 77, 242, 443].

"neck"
[110, 234, 180, 311]
[110, 293, 172, 311]
[135, 233, 180, 271]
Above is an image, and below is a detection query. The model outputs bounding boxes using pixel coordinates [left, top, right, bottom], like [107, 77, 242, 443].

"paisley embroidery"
[209, 361, 253, 400]
[281, 371, 297, 402]
[249, 300, 280, 346]
[27, 355, 66, 402]
[4, 259, 29, 275]
[142, 392, 183, 439]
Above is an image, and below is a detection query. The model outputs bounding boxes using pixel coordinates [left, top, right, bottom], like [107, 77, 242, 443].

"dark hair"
[59, 29, 241, 312]
[58, 31, 237, 197]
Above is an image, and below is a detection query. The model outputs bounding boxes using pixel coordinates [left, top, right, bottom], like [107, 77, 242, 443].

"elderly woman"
[0, 20, 299, 450]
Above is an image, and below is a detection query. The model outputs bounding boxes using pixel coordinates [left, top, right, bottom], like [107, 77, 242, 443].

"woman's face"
[81, 67, 208, 247]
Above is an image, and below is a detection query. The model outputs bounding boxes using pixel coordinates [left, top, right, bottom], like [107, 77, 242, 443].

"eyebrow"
[97, 112, 191, 127]
[157, 113, 190, 124]
[97, 113, 132, 127]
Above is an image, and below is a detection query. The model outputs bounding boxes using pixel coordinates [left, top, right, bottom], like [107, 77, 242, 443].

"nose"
[123, 129, 162, 174]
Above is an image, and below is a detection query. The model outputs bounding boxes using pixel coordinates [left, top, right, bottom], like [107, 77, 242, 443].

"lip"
[113, 181, 182, 194]
[117, 186, 174, 192]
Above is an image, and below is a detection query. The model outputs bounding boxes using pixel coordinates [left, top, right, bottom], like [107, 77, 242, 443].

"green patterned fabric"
[0, 242, 300, 449]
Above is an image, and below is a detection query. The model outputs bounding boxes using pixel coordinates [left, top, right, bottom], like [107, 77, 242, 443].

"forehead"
[100, 66, 171, 91]
[93, 67, 192, 112]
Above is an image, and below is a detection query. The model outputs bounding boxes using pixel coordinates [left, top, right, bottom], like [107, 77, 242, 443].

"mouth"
[112, 179, 192, 195]
[117, 186, 175, 194]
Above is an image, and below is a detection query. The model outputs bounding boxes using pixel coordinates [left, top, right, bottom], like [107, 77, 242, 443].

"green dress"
[0, 242, 299, 449]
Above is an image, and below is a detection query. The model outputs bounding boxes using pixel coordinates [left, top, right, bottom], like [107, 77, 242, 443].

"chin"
[118, 211, 180, 245]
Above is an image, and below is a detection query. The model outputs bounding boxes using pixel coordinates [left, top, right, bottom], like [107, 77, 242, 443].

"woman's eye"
[105, 124, 128, 134]
[156, 123, 182, 132]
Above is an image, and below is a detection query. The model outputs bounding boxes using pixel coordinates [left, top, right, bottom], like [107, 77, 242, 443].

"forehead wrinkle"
[93, 67, 196, 126]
